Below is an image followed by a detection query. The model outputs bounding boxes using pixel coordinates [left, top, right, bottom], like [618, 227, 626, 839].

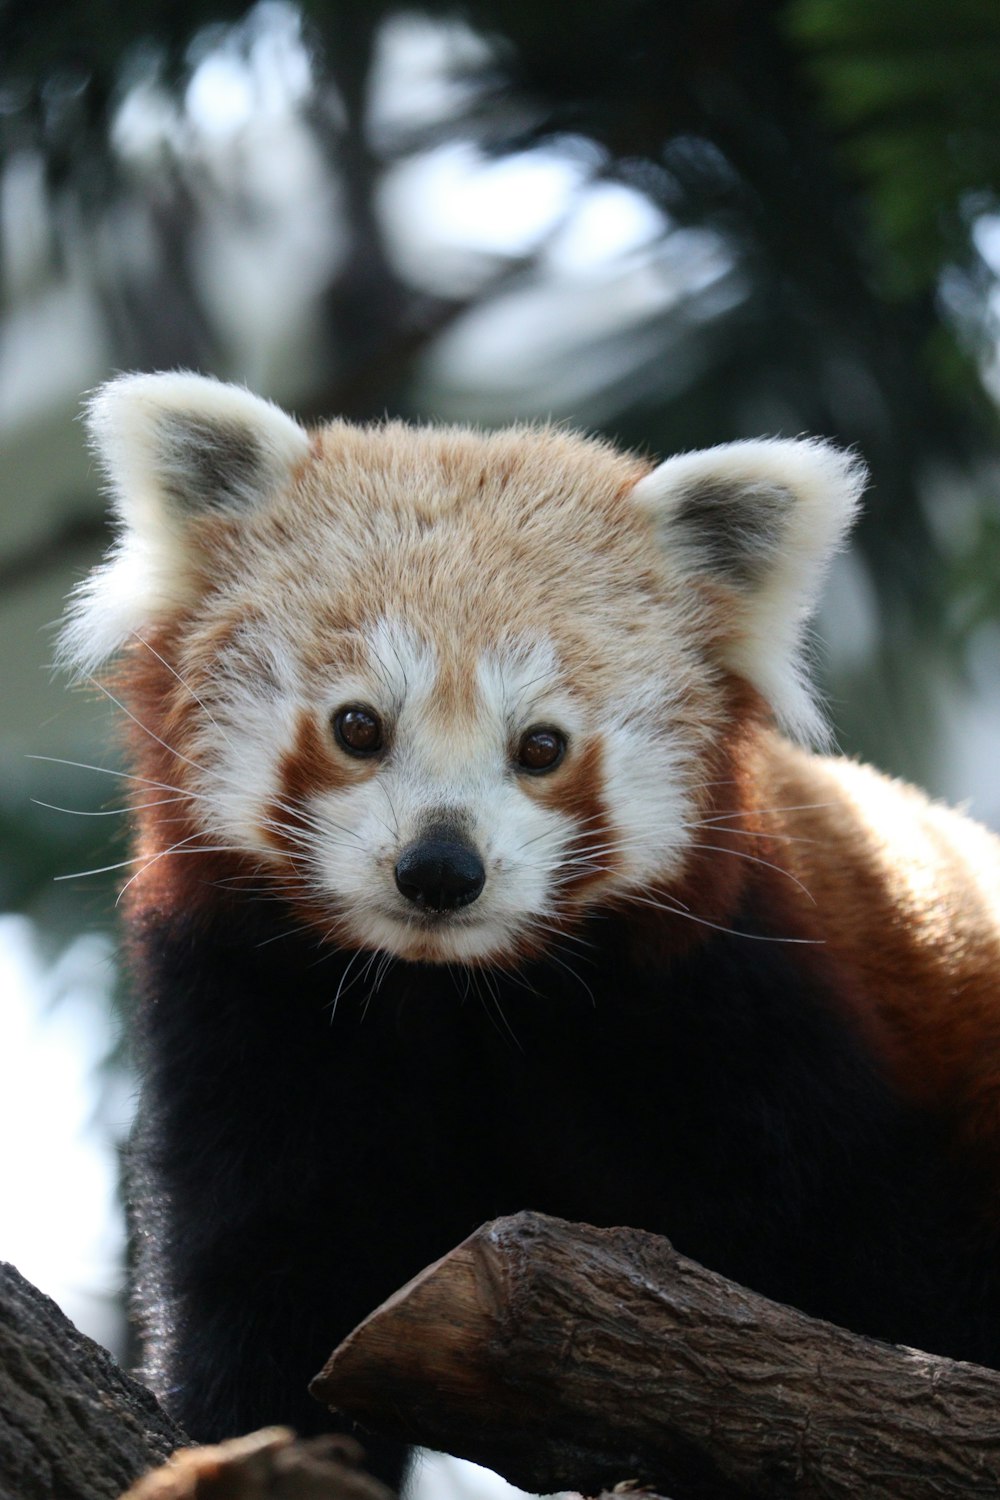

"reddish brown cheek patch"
[528, 735, 616, 898]
[264, 708, 356, 852]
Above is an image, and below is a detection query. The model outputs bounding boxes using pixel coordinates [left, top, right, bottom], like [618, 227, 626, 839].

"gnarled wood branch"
[312, 1212, 1000, 1500]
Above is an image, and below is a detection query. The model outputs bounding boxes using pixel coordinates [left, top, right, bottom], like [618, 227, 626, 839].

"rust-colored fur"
[758, 735, 1000, 1160]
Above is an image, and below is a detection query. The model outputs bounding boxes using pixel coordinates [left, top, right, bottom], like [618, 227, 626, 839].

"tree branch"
[0, 1260, 183, 1500]
[312, 1212, 1000, 1500]
[0, 1262, 393, 1500]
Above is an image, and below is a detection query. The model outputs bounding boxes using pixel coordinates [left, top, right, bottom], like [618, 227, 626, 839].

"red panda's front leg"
[125, 902, 486, 1483]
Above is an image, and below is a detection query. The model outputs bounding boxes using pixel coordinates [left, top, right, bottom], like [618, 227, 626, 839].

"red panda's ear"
[631, 438, 866, 743]
[86, 371, 309, 527]
[58, 373, 309, 677]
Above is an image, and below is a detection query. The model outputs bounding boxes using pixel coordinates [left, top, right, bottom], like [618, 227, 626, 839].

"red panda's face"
[61, 374, 864, 966]
[174, 604, 707, 964]
[162, 430, 716, 962]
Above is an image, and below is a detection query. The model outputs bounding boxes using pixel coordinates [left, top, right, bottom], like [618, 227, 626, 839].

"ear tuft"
[58, 372, 310, 678]
[632, 438, 866, 743]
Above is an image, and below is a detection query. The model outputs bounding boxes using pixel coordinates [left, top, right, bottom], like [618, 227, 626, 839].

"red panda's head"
[61, 374, 864, 964]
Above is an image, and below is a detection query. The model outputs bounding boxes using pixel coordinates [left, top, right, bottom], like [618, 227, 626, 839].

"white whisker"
[86, 675, 212, 777]
[132, 632, 236, 750]
[116, 838, 243, 902]
[695, 801, 833, 826]
[688, 842, 816, 904]
[329, 948, 367, 1019]
[621, 889, 820, 945]
[32, 795, 187, 817]
[28, 754, 213, 806]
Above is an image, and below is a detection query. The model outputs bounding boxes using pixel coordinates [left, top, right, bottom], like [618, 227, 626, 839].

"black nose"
[394, 831, 486, 911]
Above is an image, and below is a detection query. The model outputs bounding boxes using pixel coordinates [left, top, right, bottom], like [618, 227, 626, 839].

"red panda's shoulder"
[754, 731, 1000, 1157]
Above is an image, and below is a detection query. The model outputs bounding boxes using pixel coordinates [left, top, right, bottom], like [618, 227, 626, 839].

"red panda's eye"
[333, 706, 383, 757]
[516, 726, 566, 774]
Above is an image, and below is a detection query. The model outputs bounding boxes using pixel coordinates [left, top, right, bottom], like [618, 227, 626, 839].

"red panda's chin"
[348, 908, 515, 967]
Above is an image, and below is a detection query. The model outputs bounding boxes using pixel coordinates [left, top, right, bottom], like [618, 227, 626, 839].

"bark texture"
[0, 1263, 393, 1500]
[312, 1212, 1000, 1500]
[0, 1260, 184, 1500]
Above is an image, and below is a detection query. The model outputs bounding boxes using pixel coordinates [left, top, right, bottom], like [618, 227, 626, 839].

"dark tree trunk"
[0, 1261, 183, 1500]
[0, 1262, 395, 1500]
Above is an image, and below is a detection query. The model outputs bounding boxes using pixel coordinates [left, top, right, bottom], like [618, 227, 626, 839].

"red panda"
[61, 372, 1000, 1487]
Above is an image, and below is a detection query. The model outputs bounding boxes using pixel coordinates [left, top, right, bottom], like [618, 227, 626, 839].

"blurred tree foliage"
[3, 0, 1000, 915]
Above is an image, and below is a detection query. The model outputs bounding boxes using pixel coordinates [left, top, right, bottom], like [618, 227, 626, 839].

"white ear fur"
[59, 372, 310, 677]
[632, 438, 866, 743]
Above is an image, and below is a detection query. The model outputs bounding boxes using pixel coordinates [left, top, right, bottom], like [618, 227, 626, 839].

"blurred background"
[3, 0, 1000, 1491]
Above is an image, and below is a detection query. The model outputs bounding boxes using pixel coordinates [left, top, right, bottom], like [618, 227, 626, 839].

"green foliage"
[790, 0, 1000, 293]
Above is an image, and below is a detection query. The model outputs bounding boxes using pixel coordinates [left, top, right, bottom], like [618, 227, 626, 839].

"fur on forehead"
[60, 374, 864, 747]
[235, 425, 862, 742]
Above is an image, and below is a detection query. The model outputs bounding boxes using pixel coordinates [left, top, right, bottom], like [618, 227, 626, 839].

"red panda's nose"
[394, 830, 486, 911]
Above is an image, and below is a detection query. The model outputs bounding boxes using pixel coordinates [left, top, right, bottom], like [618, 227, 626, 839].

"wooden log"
[310, 1212, 1000, 1500]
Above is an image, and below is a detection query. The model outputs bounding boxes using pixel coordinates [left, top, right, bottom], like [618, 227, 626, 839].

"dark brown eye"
[333, 705, 383, 757]
[515, 726, 566, 774]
